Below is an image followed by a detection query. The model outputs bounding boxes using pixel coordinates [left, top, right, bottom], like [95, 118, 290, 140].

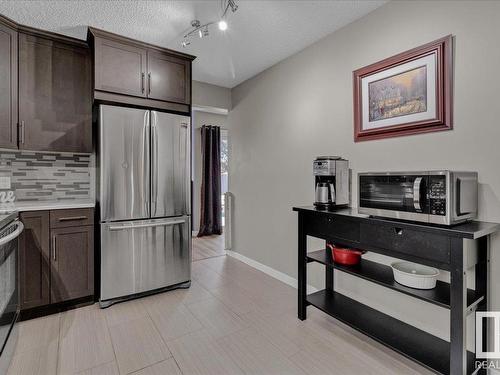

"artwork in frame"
[353, 35, 453, 142]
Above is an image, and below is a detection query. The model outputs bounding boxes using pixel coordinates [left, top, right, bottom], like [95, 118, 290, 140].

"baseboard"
[226, 250, 318, 294]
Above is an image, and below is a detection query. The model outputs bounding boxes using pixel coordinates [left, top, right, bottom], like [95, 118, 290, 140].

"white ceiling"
[0, 0, 386, 88]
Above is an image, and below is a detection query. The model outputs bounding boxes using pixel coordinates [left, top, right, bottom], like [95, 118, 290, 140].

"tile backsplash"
[0, 149, 94, 202]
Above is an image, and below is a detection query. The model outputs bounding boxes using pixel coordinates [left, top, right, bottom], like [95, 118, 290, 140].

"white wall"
[229, 0, 500, 347]
[192, 80, 232, 111]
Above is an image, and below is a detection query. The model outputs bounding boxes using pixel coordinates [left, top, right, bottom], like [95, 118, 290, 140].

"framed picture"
[353, 35, 453, 142]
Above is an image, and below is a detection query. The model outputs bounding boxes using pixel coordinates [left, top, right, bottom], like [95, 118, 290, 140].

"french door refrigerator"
[98, 105, 191, 307]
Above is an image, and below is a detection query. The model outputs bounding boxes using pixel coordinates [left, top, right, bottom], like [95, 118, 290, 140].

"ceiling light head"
[191, 20, 201, 28]
[228, 0, 238, 12]
[218, 20, 228, 31]
[181, 39, 191, 48]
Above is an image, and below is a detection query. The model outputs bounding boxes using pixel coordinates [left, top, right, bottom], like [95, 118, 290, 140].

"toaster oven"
[358, 171, 478, 225]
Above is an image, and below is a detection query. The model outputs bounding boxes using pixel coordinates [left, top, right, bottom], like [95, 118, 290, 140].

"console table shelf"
[307, 249, 484, 310]
[307, 289, 475, 375]
[294, 206, 500, 375]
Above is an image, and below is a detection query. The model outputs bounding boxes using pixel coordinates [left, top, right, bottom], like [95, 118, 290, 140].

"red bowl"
[326, 244, 363, 266]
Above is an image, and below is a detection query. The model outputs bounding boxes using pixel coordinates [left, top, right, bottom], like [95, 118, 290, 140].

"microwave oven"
[358, 171, 478, 225]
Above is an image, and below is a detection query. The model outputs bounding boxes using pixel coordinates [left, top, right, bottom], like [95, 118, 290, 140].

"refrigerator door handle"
[181, 122, 189, 214]
[143, 111, 151, 217]
[152, 112, 159, 216]
[108, 220, 186, 231]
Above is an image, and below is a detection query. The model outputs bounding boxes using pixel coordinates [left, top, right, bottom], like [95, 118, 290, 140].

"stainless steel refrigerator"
[98, 105, 191, 307]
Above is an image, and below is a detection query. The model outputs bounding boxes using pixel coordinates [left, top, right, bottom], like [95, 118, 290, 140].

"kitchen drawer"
[360, 223, 450, 264]
[50, 208, 94, 228]
[304, 213, 360, 243]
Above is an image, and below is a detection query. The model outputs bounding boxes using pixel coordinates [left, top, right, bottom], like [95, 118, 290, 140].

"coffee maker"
[313, 156, 349, 209]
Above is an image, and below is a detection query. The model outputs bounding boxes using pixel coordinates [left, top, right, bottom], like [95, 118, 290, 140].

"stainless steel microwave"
[358, 171, 478, 225]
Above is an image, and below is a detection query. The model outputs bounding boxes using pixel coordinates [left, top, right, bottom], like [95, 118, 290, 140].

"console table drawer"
[360, 223, 450, 264]
[304, 214, 360, 243]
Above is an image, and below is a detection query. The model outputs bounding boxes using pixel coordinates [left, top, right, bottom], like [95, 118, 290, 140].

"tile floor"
[8, 238, 433, 375]
[192, 234, 225, 261]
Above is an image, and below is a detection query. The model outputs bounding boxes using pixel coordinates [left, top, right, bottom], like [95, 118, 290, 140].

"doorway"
[191, 113, 228, 261]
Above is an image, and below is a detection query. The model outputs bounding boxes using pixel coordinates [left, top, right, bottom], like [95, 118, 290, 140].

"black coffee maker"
[313, 156, 349, 210]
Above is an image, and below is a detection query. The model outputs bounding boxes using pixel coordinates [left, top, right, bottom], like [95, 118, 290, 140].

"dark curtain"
[198, 125, 222, 237]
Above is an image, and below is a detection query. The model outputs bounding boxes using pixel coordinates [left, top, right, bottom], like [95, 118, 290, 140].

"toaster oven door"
[359, 174, 429, 220]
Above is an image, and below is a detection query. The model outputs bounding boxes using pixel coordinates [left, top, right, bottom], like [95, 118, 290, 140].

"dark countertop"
[293, 206, 500, 239]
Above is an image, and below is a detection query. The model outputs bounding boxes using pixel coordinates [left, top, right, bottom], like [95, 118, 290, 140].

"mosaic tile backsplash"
[0, 149, 93, 202]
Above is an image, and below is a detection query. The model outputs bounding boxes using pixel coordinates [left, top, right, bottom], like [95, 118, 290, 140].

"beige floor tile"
[7, 340, 58, 375]
[167, 329, 244, 375]
[130, 358, 182, 375]
[304, 309, 432, 375]
[217, 327, 306, 375]
[58, 304, 115, 374]
[109, 316, 171, 375]
[186, 297, 249, 339]
[8, 248, 433, 375]
[145, 295, 204, 342]
[191, 262, 231, 291]
[77, 361, 119, 375]
[243, 309, 309, 357]
[209, 282, 258, 316]
[14, 313, 60, 353]
[170, 280, 213, 306]
[103, 298, 149, 327]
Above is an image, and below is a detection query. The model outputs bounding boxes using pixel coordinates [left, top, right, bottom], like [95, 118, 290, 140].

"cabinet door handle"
[148, 73, 151, 95]
[19, 121, 25, 145]
[141, 73, 145, 93]
[52, 235, 57, 261]
[394, 227, 403, 236]
[58, 216, 88, 222]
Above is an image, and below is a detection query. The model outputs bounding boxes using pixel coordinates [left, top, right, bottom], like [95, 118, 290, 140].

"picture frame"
[353, 35, 453, 142]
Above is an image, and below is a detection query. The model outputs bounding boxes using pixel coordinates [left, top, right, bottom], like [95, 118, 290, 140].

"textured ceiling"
[0, 0, 387, 88]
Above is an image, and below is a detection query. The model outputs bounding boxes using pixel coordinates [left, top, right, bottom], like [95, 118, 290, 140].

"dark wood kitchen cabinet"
[93, 36, 147, 98]
[0, 16, 18, 149]
[19, 211, 51, 310]
[18, 32, 92, 153]
[89, 27, 194, 110]
[50, 225, 94, 303]
[19, 208, 95, 319]
[147, 50, 191, 104]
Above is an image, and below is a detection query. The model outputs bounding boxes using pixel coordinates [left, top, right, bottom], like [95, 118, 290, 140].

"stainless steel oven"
[0, 214, 23, 374]
[358, 171, 478, 225]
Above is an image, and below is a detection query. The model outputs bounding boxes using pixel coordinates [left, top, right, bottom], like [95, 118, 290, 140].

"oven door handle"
[413, 177, 424, 211]
[0, 221, 24, 246]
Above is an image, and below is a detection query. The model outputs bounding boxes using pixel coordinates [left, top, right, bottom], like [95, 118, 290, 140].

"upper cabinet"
[89, 28, 194, 110]
[94, 37, 147, 98]
[147, 51, 191, 104]
[18, 33, 92, 153]
[0, 17, 18, 149]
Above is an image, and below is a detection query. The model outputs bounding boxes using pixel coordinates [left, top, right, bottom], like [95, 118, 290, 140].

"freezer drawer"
[100, 216, 190, 302]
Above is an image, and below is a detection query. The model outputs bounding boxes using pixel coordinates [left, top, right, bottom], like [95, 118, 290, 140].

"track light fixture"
[181, 0, 238, 47]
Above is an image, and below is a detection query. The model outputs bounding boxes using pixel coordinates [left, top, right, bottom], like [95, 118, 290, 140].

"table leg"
[450, 237, 467, 375]
[298, 213, 307, 320]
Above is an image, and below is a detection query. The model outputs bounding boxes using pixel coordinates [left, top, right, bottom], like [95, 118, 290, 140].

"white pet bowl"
[391, 261, 439, 290]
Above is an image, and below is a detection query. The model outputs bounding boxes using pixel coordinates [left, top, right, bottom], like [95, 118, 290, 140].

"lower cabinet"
[50, 225, 94, 303]
[19, 211, 50, 310]
[19, 208, 94, 316]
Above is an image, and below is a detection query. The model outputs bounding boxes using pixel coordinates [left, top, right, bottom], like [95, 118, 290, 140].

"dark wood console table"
[293, 206, 500, 375]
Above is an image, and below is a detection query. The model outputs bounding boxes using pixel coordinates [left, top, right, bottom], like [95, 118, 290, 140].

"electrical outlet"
[0, 176, 11, 189]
